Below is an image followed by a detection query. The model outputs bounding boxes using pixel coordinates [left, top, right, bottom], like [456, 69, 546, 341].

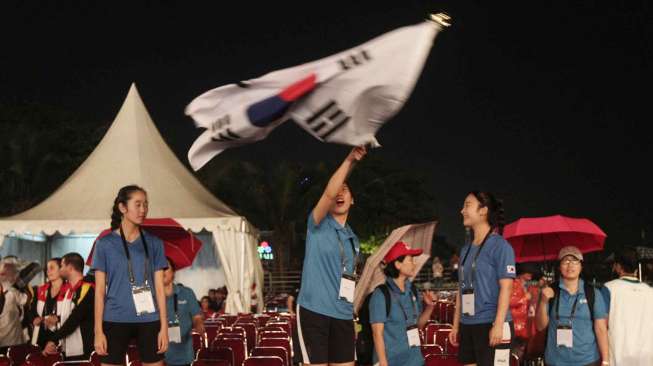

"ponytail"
[469, 191, 505, 235]
[110, 185, 147, 230]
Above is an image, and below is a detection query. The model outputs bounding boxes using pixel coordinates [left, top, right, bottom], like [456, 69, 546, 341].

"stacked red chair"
[258, 339, 291, 363]
[212, 338, 246, 366]
[7, 344, 39, 366]
[251, 347, 288, 366]
[196, 347, 234, 366]
[24, 352, 64, 366]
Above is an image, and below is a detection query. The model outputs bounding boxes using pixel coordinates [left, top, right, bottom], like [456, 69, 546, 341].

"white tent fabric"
[0, 84, 263, 313]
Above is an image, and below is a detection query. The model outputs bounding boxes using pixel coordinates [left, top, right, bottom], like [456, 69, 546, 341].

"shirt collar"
[326, 214, 354, 237]
[559, 278, 585, 295]
[620, 275, 640, 283]
[386, 277, 412, 295]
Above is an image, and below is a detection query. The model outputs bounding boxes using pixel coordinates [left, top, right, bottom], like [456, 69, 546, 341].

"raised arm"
[312, 146, 366, 225]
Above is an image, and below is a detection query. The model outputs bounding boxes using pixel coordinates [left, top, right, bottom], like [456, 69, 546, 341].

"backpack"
[356, 283, 419, 364]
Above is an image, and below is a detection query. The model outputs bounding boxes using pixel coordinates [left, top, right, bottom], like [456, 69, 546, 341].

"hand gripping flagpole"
[429, 12, 452, 27]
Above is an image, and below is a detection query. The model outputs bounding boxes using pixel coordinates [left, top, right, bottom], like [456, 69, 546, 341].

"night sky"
[1, 1, 652, 249]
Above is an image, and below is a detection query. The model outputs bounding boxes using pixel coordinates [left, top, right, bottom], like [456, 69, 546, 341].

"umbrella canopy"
[86, 218, 203, 270]
[504, 215, 606, 263]
[353, 221, 437, 314]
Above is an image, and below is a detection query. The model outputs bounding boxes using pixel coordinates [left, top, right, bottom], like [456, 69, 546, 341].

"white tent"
[0, 84, 263, 314]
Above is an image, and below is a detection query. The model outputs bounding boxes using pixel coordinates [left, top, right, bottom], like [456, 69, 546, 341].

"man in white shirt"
[604, 247, 653, 366]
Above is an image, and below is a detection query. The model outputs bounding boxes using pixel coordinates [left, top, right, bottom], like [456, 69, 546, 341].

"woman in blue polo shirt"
[296, 146, 366, 366]
[536, 246, 609, 366]
[449, 191, 516, 366]
[93, 185, 169, 366]
[163, 257, 204, 366]
[370, 241, 436, 366]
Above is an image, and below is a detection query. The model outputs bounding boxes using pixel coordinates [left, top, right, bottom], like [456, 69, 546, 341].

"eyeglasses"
[560, 258, 581, 266]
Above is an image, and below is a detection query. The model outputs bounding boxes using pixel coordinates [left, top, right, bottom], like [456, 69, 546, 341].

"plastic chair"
[212, 338, 246, 366]
[196, 347, 234, 366]
[251, 347, 288, 366]
[258, 339, 291, 361]
[243, 356, 283, 366]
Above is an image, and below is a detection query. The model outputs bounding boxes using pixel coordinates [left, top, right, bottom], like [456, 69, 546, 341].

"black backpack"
[356, 283, 419, 365]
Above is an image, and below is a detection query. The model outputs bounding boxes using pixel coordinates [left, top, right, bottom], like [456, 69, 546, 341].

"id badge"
[406, 325, 421, 347]
[339, 274, 356, 303]
[494, 348, 510, 366]
[556, 325, 573, 348]
[501, 322, 511, 343]
[462, 289, 475, 316]
[168, 323, 182, 343]
[132, 285, 156, 315]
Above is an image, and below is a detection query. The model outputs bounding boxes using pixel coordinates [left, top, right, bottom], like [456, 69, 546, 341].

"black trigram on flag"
[302, 100, 350, 140]
[210, 128, 242, 142]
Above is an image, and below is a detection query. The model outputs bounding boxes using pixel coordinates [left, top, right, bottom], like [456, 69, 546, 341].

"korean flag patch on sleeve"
[507, 265, 516, 274]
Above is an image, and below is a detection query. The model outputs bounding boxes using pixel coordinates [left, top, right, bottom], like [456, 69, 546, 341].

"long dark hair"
[469, 191, 505, 235]
[110, 185, 147, 230]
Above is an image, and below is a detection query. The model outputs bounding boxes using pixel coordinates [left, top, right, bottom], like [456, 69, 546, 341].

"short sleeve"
[592, 288, 609, 320]
[92, 239, 107, 273]
[494, 240, 517, 280]
[185, 288, 201, 317]
[151, 236, 168, 271]
[307, 210, 322, 231]
[369, 289, 388, 324]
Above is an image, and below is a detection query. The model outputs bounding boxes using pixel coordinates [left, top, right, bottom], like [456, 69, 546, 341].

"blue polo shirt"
[458, 233, 516, 325]
[165, 284, 201, 366]
[297, 212, 360, 320]
[544, 280, 608, 366]
[369, 279, 424, 366]
[92, 230, 168, 323]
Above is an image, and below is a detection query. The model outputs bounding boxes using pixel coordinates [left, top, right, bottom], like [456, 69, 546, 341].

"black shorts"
[102, 321, 164, 364]
[458, 321, 514, 366]
[296, 305, 355, 364]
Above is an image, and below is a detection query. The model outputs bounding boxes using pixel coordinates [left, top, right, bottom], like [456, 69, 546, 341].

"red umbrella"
[86, 218, 203, 270]
[503, 215, 606, 263]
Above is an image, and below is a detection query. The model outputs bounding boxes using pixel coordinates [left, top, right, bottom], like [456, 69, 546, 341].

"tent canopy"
[0, 84, 263, 313]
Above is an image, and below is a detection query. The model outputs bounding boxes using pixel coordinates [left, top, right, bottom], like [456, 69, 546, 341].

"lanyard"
[555, 292, 580, 323]
[337, 230, 359, 276]
[119, 226, 151, 286]
[388, 283, 418, 325]
[460, 229, 492, 289]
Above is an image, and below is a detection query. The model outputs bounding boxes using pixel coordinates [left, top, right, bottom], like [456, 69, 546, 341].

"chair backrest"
[218, 315, 238, 327]
[425, 323, 451, 344]
[243, 356, 283, 366]
[212, 338, 246, 366]
[251, 347, 288, 366]
[265, 322, 290, 336]
[25, 352, 64, 366]
[434, 329, 452, 350]
[219, 327, 246, 338]
[257, 339, 290, 363]
[7, 344, 39, 366]
[205, 324, 222, 345]
[89, 352, 101, 366]
[196, 347, 234, 366]
[191, 360, 231, 366]
[232, 323, 257, 353]
[126, 345, 140, 364]
[255, 315, 271, 327]
[259, 326, 285, 335]
[259, 331, 288, 341]
[193, 331, 206, 351]
[0, 355, 11, 366]
[421, 344, 444, 357]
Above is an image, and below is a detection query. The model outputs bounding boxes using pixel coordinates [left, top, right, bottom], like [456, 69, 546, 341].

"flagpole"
[429, 12, 452, 27]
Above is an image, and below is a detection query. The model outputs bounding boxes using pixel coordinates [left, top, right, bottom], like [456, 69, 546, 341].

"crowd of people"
[1, 146, 653, 366]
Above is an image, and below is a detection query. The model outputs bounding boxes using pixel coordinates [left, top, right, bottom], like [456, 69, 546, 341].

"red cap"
[383, 241, 423, 263]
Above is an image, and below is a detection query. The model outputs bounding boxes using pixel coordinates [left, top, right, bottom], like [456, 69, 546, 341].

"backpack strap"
[584, 282, 596, 323]
[379, 284, 392, 318]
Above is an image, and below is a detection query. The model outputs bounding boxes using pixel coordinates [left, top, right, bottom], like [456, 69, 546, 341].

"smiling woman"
[91, 185, 170, 366]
